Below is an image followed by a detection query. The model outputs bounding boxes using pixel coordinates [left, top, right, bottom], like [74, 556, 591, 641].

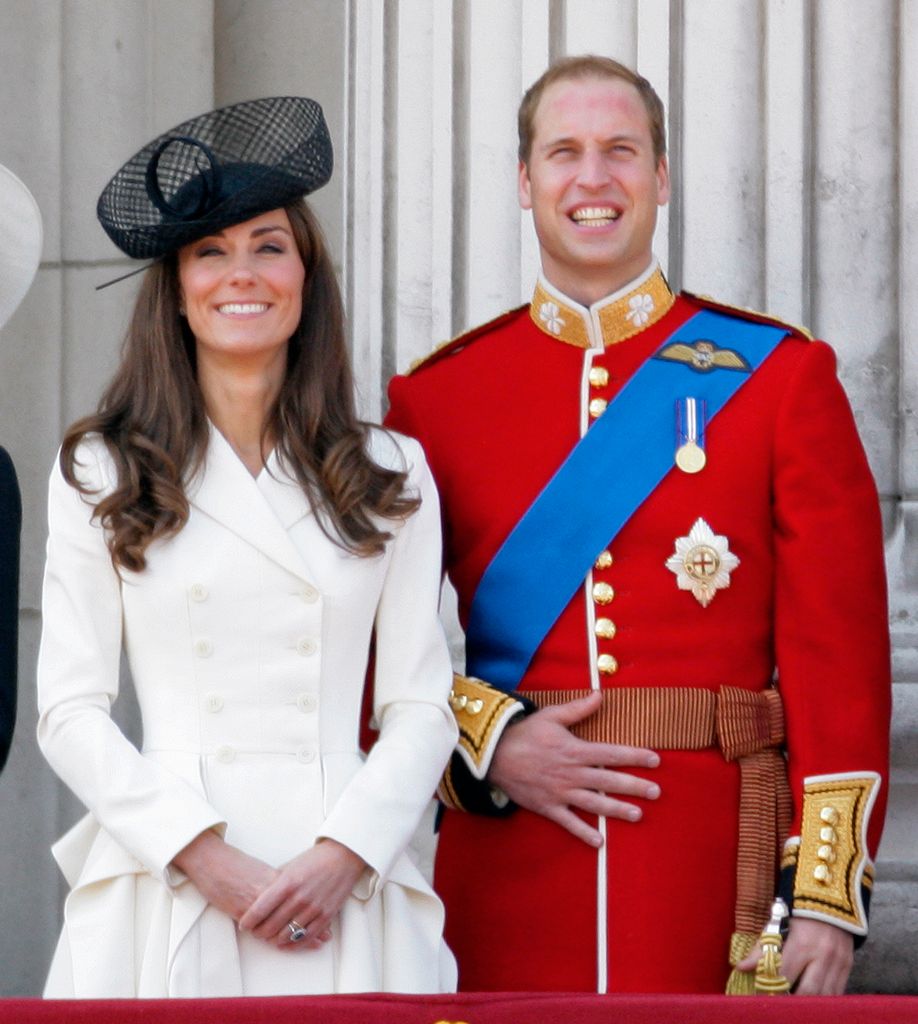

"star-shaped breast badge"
[665, 517, 739, 607]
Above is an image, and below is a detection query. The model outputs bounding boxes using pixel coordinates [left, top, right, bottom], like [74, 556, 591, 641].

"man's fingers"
[541, 697, 661, 768]
[567, 788, 654, 822]
[546, 806, 604, 847]
[542, 691, 603, 727]
[781, 919, 853, 995]
[582, 740, 660, 769]
[576, 765, 661, 801]
[736, 942, 762, 973]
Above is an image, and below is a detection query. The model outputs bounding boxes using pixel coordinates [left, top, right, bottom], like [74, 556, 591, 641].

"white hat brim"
[0, 163, 43, 330]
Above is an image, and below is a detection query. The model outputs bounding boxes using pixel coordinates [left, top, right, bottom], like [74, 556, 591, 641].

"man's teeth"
[572, 207, 620, 225]
[217, 303, 269, 314]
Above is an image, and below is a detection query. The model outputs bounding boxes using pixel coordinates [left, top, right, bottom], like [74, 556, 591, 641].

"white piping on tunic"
[579, 343, 607, 993]
[540, 260, 661, 994]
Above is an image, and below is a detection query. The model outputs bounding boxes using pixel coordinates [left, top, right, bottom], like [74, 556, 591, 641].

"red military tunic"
[385, 264, 890, 993]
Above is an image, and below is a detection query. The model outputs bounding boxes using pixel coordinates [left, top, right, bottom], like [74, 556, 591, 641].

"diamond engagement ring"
[287, 920, 307, 942]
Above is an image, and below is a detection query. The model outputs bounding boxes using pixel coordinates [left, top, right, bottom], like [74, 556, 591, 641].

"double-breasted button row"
[192, 636, 319, 657]
[190, 582, 322, 605]
[212, 744, 317, 764]
[188, 581, 321, 602]
[203, 692, 317, 714]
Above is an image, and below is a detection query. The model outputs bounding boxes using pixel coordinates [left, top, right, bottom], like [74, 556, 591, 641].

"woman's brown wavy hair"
[61, 200, 419, 572]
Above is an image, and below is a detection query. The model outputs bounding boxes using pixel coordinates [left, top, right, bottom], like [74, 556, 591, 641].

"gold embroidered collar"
[529, 264, 674, 349]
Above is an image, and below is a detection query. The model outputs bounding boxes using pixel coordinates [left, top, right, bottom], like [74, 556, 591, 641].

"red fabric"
[385, 294, 891, 992]
[8, 993, 917, 1023]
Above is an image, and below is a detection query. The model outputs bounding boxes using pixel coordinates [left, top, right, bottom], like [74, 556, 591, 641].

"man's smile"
[570, 206, 621, 227]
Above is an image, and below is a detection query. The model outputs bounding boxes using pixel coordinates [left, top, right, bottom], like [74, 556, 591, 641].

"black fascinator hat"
[97, 96, 333, 260]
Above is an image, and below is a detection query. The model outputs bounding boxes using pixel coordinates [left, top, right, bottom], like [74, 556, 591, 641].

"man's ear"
[518, 160, 533, 211]
[656, 155, 671, 207]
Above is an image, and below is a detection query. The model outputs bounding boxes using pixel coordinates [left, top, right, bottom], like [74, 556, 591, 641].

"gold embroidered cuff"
[790, 772, 880, 934]
[448, 674, 525, 781]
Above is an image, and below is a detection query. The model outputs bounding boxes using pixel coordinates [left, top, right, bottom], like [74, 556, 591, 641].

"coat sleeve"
[772, 340, 891, 936]
[0, 447, 21, 773]
[37, 444, 226, 884]
[315, 436, 458, 883]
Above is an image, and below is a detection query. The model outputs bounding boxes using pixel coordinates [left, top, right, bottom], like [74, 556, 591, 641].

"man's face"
[519, 75, 670, 304]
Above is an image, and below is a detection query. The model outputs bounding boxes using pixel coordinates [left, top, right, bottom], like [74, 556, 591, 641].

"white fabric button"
[296, 746, 316, 764]
[194, 638, 214, 658]
[300, 584, 319, 604]
[215, 745, 236, 764]
[203, 693, 224, 713]
[189, 583, 208, 602]
[296, 693, 317, 713]
[296, 637, 318, 657]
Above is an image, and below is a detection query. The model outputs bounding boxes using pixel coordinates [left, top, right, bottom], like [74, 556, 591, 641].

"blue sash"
[465, 309, 788, 691]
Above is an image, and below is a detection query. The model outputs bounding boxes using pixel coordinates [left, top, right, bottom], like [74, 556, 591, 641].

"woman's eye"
[258, 242, 284, 254]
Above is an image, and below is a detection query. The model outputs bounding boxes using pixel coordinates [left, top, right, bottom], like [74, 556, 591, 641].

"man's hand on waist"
[487, 690, 661, 846]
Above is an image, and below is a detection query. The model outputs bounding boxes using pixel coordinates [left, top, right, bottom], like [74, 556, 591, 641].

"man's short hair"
[518, 55, 667, 167]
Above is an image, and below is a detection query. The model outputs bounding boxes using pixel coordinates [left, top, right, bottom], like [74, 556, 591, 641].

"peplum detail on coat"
[46, 812, 454, 997]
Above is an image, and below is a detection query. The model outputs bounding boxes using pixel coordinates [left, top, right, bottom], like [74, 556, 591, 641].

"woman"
[0, 161, 42, 773]
[37, 97, 457, 997]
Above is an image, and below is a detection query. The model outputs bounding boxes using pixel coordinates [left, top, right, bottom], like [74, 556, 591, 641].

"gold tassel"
[755, 932, 791, 994]
[754, 898, 791, 995]
[725, 931, 758, 995]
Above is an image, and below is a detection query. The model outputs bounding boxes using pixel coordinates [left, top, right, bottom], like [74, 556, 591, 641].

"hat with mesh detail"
[97, 96, 333, 260]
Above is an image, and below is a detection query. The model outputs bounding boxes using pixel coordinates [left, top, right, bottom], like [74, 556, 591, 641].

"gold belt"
[519, 686, 792, 941]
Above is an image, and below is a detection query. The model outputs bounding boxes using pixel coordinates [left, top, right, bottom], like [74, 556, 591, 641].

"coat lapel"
[187, 426, 315, 583]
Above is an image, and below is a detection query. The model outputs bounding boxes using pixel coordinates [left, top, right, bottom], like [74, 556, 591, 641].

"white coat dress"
[37, 425, 458, 998]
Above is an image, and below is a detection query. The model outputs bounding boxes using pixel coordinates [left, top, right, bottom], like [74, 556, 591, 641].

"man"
[385, 57, 890, 994]
[0, 162, 42, 773]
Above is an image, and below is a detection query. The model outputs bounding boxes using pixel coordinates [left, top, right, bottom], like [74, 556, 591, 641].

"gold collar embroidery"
[529, 265, 675, 349]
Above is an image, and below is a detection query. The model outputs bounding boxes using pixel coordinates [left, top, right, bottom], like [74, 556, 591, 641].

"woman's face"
[177, 208, 306, 367]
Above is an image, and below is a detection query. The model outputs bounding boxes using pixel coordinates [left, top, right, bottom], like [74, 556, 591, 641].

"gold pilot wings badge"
[666, 518, 740, 607]
[655, 339, 752, 374]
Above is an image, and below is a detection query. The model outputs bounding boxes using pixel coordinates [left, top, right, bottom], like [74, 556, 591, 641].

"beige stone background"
[0, 0, 915, 996]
